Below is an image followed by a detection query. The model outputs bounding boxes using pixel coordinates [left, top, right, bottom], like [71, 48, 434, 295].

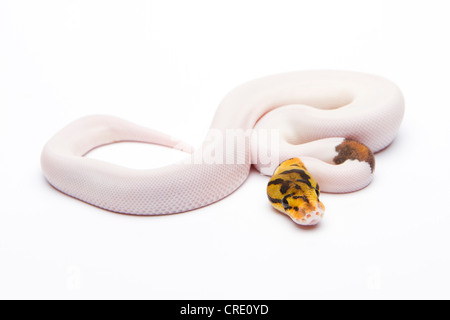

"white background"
[0, 0, 449, 299]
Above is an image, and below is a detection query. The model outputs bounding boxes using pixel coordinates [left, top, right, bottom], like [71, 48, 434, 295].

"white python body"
[41, 70, 404, 220]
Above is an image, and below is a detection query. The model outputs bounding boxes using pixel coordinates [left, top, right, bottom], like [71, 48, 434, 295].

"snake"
[41, 70, 404, 225]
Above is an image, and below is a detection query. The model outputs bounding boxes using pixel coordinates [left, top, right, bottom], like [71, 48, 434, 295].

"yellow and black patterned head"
[267, 158, 324, 225]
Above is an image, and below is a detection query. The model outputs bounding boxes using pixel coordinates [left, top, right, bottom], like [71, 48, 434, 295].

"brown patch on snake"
[333, 139, 375, 172]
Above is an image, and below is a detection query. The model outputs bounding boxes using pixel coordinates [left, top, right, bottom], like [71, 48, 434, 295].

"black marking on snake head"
[267, 195, 282, 204]
[296, 179, 313, 188]
[281, 193, 295, 209]
[268, 178, 291, 194]
[315, 185, 320, 197]
[268, 178, 284, 186]
[293, 195, 310, 203]
[280, 181, 291, 194]
[280, 169, 312, 181]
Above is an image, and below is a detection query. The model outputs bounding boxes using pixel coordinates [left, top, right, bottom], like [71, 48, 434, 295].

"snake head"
[282, 194, 325, 226]
[267, 158, 325, 226]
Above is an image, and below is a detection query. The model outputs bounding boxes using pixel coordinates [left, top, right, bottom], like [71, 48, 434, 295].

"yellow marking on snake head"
[267, 158, 325, 226]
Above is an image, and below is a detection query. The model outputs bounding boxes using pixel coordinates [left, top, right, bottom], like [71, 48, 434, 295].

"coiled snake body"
[41, 71, 404, 225]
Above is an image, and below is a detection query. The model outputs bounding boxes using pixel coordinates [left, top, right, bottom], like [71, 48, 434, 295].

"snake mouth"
[288, 202, 325, 226]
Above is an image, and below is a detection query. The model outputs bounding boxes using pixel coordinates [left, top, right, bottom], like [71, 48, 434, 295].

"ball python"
[41, 70, 404, 225]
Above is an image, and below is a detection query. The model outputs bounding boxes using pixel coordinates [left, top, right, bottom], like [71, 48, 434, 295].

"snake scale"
[41, 70, 404, 225]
